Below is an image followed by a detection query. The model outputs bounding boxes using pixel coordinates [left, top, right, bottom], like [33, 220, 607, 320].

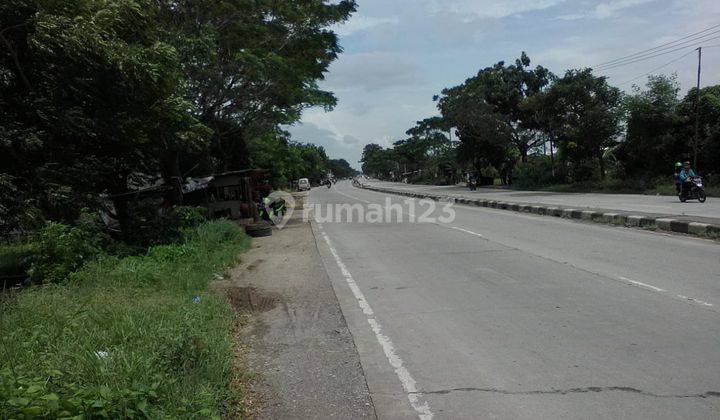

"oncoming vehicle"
[679, 176, 707, 203]
[298, 178, 311, 191]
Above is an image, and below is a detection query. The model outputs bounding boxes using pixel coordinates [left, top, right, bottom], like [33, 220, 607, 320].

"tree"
[0, 0, 197, 226]
[618, 75, 683, 179]
[360, 144, 396, 179]
[539, 69, 623, 180]
[436, 87, 512, 180]
[327, 159, 357, 179]
[677, 85, 720, 175]
[159, 0, 356, 173]
[434, 53, 551, 181]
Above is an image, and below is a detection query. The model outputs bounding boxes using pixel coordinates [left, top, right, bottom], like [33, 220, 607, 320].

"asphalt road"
[309, 181, 720, 420]
[367, 181, 720, 223]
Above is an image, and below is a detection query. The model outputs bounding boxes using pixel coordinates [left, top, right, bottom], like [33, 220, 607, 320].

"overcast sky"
[286, 0, 720, 169]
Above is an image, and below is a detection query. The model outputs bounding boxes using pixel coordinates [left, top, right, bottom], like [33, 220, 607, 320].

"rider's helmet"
[675, 162, 682, 168]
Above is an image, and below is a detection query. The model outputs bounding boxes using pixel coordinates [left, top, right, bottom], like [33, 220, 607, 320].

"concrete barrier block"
[581, 210, 595, 220]
[509, 203, 520, 211]
[545, 207, 561, 217]
[561, 209, 576, 218]
[670, 220, 690, 234]
[612, 214, 628, 225]
[601, 213, 618, 223]
[627, 215, 654, 227]
[706, 224, 720, 236]
[530, 206, 542, 214]
[655, 218, 674, 231]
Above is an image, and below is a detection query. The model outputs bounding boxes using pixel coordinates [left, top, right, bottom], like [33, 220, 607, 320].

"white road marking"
[677, 295, 714, 307]
[352, 187, 718, 310]
[317, 224, 433, 420]
[618, 276, 666, 292]
[450, 226, 485, 238]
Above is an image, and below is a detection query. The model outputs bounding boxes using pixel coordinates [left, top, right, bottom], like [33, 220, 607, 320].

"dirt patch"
[245, 259, 264, 271]
[227, 286, 277, 313]
[224, 191, 375, 419]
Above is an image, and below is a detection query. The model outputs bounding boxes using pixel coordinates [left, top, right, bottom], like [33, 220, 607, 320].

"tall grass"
[0, 220, 250, 418]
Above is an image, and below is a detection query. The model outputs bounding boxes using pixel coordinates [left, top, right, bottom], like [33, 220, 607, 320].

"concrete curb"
[358, 184, 720, 239]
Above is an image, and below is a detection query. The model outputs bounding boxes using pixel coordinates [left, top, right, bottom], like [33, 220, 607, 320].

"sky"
[286, 0, 720, 169]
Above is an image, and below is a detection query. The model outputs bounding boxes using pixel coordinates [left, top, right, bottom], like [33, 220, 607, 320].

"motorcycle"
[679, 176, 707, 203]
[467, 178, 477, 191]
[326, 179, 332, 189]
[257, 197, 286, 223]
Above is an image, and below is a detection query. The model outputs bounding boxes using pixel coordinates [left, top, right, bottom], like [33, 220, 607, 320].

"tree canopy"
[0, 0, 356, 234]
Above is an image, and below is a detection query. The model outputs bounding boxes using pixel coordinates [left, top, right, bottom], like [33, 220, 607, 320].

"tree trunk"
[598, 149, 606, 180]
[549, 138, 555, 178]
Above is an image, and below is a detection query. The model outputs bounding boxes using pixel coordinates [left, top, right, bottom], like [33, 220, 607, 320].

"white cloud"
[437, 0, 567, 18]
[332, 14, 399, 36]
[594, 0, 656, 18]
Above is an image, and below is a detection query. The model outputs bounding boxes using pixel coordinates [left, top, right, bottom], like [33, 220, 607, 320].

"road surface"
[367, 181, 720, 224]
[308, 181, 720, 419]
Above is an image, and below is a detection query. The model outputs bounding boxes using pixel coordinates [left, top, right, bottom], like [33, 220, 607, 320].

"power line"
[595, 32, 720, 71]
[615, 49, 696, 86]
[595, 34, 720, 72]
[593, 23, 720, 68]
[615, 41, 718, 88]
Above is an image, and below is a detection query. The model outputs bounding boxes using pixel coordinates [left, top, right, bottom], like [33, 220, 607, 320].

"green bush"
[0, 220, 251, 418]
[28, 222, 104, 284]
[0, 243, 36, 279]
[124, 203, 206, 248]
[513, 156, 556, 188]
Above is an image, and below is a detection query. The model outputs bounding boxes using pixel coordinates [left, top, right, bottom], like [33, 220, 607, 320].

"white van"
[298, 178, 311, 191]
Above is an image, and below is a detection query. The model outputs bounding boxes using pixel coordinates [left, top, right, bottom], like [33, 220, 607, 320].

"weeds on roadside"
[0, 220, 250, 418]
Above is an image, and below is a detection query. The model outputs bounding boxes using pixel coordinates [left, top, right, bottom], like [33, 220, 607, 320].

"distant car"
[298, 178, 311, 191]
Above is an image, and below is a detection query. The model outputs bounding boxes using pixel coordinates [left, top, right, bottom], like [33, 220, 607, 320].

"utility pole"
[693, 47, 702, 169]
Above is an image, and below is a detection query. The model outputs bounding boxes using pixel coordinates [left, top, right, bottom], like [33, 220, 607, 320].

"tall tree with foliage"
[538, 69, 623, 180]
[158, 0, 356, 176]
[0, 0, 203, 226]
[361, 144, 396, 179]
[618, 75, 683, 179]
[677, 85, 720, 174]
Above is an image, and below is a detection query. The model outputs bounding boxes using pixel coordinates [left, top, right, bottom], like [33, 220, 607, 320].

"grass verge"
[0, 220, 251, 418]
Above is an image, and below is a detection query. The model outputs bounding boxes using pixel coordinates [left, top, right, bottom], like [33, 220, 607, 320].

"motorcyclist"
[673, 162, 682, 193]
[679, 161, 697, 196]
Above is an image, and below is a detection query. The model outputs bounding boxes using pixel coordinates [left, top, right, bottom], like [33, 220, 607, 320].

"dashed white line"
[619, 276, 667, 293]
[450, 226, 485, 238]
[677, 295, 714, 307]
[317, 224, 433, 420]
[348, 187, 717, 310]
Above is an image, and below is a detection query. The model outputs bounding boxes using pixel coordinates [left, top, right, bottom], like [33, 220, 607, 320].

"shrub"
[28, 222, 104, 284]
[513, 156, 556, 189]
[0, 243, 36, 280]
[0, 220, 251, 418]
[124, 202, 206, 248]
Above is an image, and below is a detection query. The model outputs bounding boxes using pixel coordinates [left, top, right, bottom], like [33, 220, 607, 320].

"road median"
[358, 183, 720, 240]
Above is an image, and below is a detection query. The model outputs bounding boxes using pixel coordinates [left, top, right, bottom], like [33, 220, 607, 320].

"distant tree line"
[361, 52, 720, 191]
[0, 0, 356, 237]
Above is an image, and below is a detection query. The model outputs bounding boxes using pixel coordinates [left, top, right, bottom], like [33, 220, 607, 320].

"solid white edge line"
[317, 224, 433, 420]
